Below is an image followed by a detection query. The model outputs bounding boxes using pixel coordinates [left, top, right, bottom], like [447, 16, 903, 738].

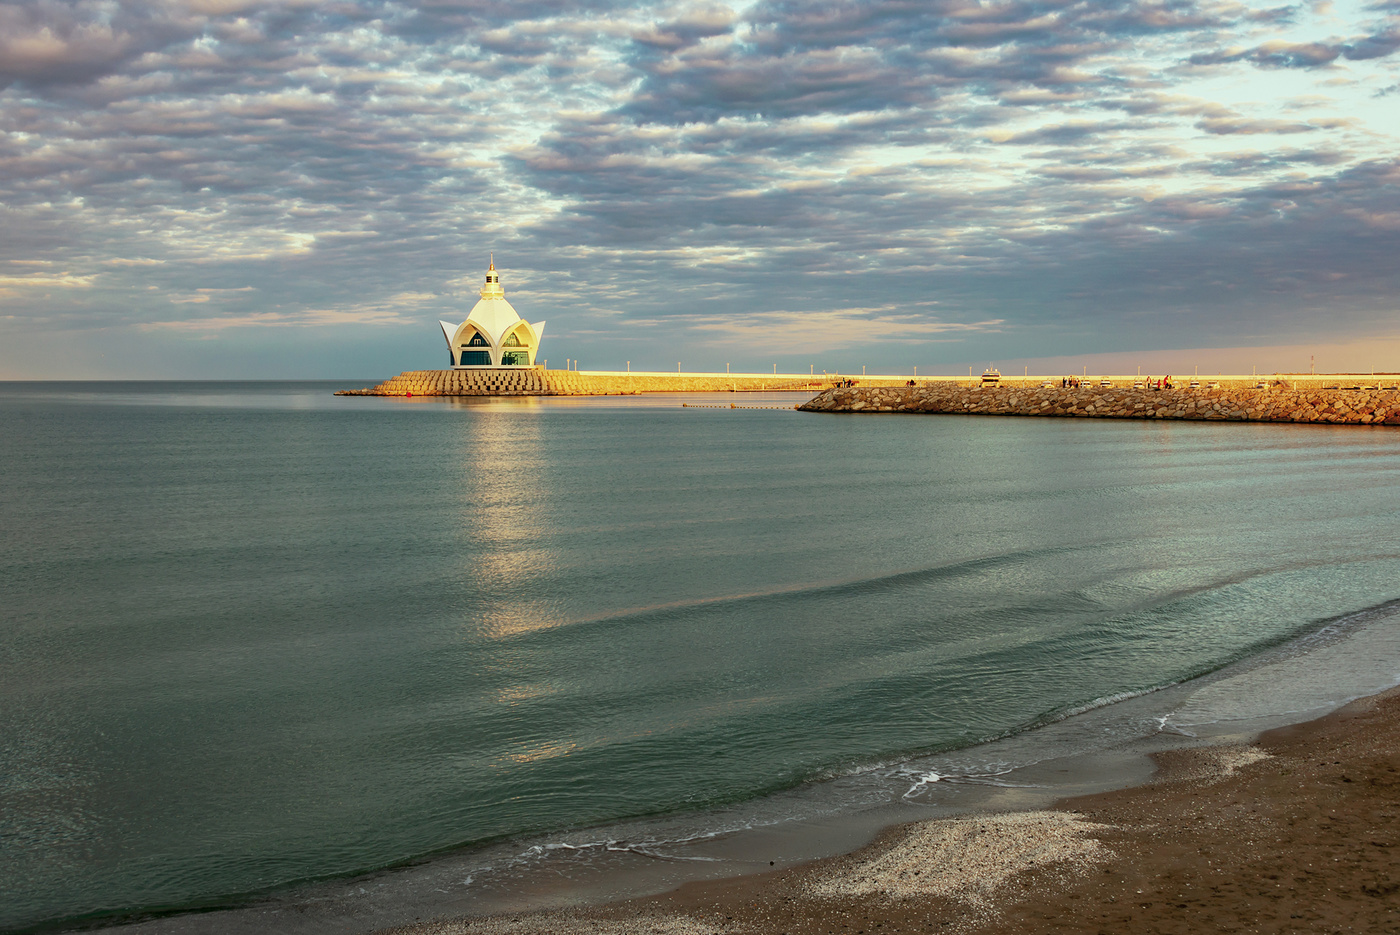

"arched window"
[465, 332, 489, 347]
[503, 332, 523, 347]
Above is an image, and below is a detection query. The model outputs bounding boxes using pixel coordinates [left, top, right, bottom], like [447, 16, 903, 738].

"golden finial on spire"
[480, 254, 504, 297]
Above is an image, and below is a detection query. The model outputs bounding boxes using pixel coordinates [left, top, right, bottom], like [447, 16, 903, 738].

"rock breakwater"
[798, 384, 1400, 425]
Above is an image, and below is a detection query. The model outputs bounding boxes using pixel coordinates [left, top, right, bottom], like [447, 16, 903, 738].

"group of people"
[1060, 376, 1175, 389]
[836, 376, 1183, 389]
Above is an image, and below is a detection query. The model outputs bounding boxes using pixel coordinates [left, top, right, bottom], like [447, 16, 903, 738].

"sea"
[4, 380, 1400, 934]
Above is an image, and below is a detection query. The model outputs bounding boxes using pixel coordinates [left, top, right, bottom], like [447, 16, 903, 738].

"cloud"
[0, 271, 96, 288]
[0, 1, 204, 87]
[1196, 115, 1339, 133]
[680, 307, 1006, 354]
[991, 119, 1151, 144]
[1188, 29, 1400, 68]
[632, 3, 736, 49]
[139, 297, 426, 331]
[1, 0, 1398, 378]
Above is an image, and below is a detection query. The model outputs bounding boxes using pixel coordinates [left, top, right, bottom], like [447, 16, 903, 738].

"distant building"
[439, 260, 546, 368]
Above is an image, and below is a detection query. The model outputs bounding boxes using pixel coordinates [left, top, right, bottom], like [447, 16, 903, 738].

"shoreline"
[382, 684, 1400, 934]
[76, 601, 1400, 935]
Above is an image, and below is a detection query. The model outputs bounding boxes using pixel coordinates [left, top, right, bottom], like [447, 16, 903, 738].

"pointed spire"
[480, 256, 504, 299]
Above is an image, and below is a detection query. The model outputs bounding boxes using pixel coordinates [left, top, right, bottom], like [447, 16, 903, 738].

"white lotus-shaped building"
[440, 261, 546, 368]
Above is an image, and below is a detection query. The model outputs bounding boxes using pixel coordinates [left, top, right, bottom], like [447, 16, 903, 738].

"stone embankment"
[798, 383, 1400, 425]
[339, 369, 858, 397]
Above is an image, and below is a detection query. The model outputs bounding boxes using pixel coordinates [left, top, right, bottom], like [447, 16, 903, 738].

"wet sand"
[381, 685, 1400, 934]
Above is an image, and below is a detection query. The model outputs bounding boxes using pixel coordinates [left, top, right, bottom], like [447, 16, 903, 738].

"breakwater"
[338, 369, 870, 396]
[798, 383, 1400, 425]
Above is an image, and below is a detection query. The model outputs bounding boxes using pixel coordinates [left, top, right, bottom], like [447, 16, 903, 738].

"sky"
[1, 0, 1398, 379]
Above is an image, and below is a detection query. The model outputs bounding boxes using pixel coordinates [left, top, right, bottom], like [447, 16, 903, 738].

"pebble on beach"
[806, 810, 1115, 908]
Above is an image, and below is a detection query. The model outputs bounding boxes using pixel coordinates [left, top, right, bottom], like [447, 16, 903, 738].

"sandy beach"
[381, 685, 1400, 935]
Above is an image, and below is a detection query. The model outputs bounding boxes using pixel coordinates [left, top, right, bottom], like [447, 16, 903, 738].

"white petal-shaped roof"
[441, 261, 546, 366]
[466, 296, 525, 347]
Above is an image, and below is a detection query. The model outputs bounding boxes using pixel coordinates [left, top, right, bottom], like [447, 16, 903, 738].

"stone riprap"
[338, 369, 877, 397]
[797, 383, 1400, 425]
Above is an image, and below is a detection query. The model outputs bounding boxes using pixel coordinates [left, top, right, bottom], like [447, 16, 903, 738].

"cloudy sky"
[1, 0, 1398, 379]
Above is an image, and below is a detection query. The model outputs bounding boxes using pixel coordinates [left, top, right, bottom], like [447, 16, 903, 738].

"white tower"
[439, 259, 546, 368]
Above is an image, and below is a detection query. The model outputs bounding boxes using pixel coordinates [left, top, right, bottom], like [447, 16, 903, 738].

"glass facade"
[466, 333, 489, 347]
[503, 333, 522, 347]
[501, 351, 529, 366]
[459, 350, 491, 366]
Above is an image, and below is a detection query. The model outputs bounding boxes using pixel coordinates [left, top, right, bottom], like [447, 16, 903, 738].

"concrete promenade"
[798, 380, 1400, 425]
[338, 370, 1396, 399]
[337, 368, 896, 396]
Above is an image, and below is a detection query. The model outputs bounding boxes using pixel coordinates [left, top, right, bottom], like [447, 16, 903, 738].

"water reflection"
[441, 396, 544, 410]
[452, 406, 567, 639]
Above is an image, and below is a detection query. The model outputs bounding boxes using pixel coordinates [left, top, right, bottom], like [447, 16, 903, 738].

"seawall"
[797, 383, 1400, 425]
[337, 370, 1400, 401]
[338, 369, 893, 396]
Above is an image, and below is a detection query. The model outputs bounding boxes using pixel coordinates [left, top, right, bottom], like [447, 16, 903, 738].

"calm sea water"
[4, 381, 1400, 932]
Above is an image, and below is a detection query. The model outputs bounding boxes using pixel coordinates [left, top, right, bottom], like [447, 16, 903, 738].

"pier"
[338, 371, 1399, 411]
[336, 368, 898, 397]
